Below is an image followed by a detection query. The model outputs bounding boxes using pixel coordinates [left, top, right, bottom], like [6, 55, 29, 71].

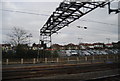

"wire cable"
[0, 9, 50, 16]
[79, 19, 118, 26]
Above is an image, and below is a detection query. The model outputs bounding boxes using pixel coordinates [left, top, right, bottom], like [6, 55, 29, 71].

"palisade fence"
[2, 54, 119, 65]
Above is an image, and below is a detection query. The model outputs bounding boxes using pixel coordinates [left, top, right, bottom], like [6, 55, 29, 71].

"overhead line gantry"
[39, 0, 117, 49]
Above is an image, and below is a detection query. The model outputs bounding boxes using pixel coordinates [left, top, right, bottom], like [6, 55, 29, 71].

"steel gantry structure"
[39, 0, 117, 49]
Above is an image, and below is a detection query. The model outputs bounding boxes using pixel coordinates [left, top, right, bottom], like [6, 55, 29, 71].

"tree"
[7, 27, 32, 46]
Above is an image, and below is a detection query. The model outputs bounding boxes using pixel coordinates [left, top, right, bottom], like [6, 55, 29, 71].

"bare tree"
[7, 27, 32, 46]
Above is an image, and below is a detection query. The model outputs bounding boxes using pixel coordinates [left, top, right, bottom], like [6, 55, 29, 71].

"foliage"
[2, 48, 59, 59]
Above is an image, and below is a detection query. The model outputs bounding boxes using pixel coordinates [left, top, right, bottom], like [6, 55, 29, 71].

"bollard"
[56, 58, 59, 63]
[33, 58, 36, 64]
[21, 58, 23, 64]
[6, 59, 9, 65]
[85, 56, 88, 61]
[45, 58, 47, 63]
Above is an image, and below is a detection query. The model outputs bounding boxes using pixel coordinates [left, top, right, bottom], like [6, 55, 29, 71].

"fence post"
[76, 57, 79, 61]
[21, 58, 23, 64]
[6, 59, 9, 65]
[92, 56, 95, 63]
[67, 57, 69, 62]
[36, 58, 39, 62]
[107, 55, 109, 60]
[45, 58, 47, 63]
[85, 56, 88, 61]
[56, 58, 59, 63]
[33, 58, 36, 64]
[92, 56, 95, 61]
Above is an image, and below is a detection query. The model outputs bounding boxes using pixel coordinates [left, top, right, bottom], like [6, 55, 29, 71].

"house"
[79, 43, 87, 49]
[51, 44, 61, 50]
[87, 43, 94, 49]
[64, 43, 79, 50]
[93, 43, 104, 49]
[32, 43, 41, 50]
[80, 43, 94, 49]
[60, 46, 65, 50]
[105, 43, 113, 48]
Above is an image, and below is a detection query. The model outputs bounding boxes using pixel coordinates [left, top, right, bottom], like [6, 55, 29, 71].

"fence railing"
[2, 54, 119, 65]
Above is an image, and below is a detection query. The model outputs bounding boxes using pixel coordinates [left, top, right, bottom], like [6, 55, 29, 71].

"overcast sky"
[1, 0, 119, 45]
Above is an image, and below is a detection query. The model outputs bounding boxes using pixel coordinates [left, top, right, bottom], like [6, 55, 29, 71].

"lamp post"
[78, 38, 83, 56]
[78, 38, 83, 45]
[106, 38, 110, 44]
[77, 25, 87, 56]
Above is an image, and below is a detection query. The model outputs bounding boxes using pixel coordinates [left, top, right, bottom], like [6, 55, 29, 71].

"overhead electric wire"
[0, 9, 50, 16]
[1, 28, 39, 33]
[79, 19, 118, 26]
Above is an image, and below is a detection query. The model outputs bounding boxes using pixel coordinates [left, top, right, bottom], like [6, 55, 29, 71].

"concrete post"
[6, 59, 9, 65]
[21, 58, 23, 64]
[36, 58, 39, 62]
[92, 56, 95, 61]
[33, 58, 36, 64]
[77, 57, 79, 61]
[56, 58, 59, 63]
[45, 58, 47, 63]
[85, 56, 88, 61]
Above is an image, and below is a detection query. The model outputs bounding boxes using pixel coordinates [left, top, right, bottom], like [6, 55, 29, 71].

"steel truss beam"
[108, 2, 120, 14]
[40, 1, 111, 48]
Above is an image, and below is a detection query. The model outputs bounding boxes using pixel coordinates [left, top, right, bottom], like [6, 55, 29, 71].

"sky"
[1, 0, 119, 45]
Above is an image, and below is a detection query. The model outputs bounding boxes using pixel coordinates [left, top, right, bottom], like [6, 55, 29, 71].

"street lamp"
[106, 38, 110, 44]
[78, 38, 83, 56]
[77, 26, 87, 56]
[78, 38, 83, 45]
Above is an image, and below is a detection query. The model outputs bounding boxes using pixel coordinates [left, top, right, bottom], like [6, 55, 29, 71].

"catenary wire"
[0, 9, 50, 16]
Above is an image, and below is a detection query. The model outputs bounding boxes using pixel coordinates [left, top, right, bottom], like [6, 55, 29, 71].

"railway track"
[2, 63, 119, 80]
[86, 75, 120, 81]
